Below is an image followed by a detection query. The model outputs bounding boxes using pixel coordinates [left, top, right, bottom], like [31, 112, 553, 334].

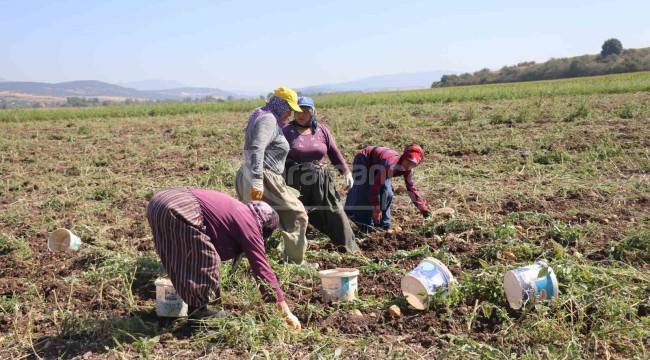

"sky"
[2, 0, 649, 93]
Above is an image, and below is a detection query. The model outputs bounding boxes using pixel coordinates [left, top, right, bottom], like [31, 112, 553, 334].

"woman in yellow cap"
[236, 87, 310, 264]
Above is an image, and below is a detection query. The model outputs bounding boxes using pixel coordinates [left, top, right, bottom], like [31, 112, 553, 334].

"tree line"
[432, 39, 650, 88]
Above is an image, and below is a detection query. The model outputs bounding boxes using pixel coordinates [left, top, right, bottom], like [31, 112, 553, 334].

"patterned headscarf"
[401, 143, 425, 165]
[247, 200, 279, 239]
[245, 96, 293, 132]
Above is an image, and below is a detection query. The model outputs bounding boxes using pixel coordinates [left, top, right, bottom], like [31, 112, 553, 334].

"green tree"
[601, 38, 623, 57]
[567, 59, 583, 77]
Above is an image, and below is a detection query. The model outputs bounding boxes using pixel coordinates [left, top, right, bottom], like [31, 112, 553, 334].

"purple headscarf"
[247, 200, 279, 239]
[245, 96, 293, 132]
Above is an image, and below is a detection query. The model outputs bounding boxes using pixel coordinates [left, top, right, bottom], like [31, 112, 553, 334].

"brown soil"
[1, 102, 648, 358]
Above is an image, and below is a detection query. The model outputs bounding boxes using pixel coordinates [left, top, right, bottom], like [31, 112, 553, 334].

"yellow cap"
[273, 87, 302, 112]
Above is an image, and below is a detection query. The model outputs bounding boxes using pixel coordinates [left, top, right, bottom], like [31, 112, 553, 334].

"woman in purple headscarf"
[147, 187, 301, 331]
[236, 87, 311, 266]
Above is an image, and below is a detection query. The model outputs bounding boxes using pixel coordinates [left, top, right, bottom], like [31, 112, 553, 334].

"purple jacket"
[190, 189, 284, 303]
[282, 123, 349, 174]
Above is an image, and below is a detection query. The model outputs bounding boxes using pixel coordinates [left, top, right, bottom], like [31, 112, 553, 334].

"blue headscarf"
[289, 96, 318, 134]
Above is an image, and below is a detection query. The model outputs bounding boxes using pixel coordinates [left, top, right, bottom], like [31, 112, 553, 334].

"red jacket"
[358, 146, 428, 213]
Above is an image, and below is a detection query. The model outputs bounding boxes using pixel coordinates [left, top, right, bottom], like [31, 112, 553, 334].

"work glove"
[421, 209, 432, 219]
[344, 171, 354, 190]
[250, 178, 263, 201]
[284, 311, 302, 332]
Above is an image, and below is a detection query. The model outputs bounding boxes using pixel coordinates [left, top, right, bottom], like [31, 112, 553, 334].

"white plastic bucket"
[318, 268, 359, 302]
[48, 229, 82, 252]
[401, 257, 454, 310]
[154, 278, 188, 317]
[503, 260, 559, 309]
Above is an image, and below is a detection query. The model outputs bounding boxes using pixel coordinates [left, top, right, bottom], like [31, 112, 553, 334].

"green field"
[2, 71, 650, 123]
[0, 72, 649, 359]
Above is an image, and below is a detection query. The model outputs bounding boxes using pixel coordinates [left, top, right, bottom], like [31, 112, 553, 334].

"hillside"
[299, 70, 457, 95]
[0, 70, 459, 108]
[433, 45, 650, 87]
[0, 80, 245, 105]
[119, 79, 186, 91]
[0, 80, 165, 99]
[153, 87, 241, 100]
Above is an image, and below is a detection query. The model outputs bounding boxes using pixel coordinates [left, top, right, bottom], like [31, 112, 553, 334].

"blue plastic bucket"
[401, 258, 454, 310]
[504, 260, 559, 309]
[318, 268, 359, 302]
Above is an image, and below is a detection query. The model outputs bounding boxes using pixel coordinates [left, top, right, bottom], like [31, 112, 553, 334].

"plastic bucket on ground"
[48, 229, 82, 252]
[154, 278, 188, 317]
[503, 260, 559, 310]
[401, 257, 454, 310]
[318, 268, 359, 302]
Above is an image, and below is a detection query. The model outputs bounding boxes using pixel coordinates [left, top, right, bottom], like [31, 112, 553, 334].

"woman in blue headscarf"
[282, 97, 360, 253]
[235, 87, 310, 265]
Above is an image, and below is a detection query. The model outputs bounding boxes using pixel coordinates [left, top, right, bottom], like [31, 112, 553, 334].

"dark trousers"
[285, 163, 360, 253]
[344, 154, 394, 232]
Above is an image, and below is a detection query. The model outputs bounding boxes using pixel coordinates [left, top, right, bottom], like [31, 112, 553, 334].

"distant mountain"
[0, 77, 7, 82]
[0, 70, 460, 102]
[0, 80, 247, 100]
[297, 70, 459, 95]
[0, 80, 157, 98]
[119, 79, 186, 91]
[154, 87, 243, 100]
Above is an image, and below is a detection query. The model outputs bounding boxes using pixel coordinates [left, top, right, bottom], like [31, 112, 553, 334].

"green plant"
[563, 102, 591, 122]
[488, 110, 513, 125]
[616, 102, 639, 119]
[444, 110, 461, 125]
[0, 236, 14, 255]
[533, 150, 571, 165]
[131, 335, 160, 359]
[78, 125, 91, 135]
[0, 236, 31, 259]
[611, 226, 650, 263]
[548, 221, 582, 247]
[491, 223, 516, 240]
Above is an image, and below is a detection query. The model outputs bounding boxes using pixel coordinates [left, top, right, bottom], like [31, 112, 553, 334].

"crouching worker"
[283, 96, 361, 253]
[146, 187, 301, 331]
[344, 144, 431, 232]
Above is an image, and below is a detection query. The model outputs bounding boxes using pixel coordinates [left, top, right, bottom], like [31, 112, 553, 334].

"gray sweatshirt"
[243, 113, 289, 179]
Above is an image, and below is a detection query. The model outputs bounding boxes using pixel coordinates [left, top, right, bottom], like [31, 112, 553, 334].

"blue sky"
[2, 0, 649, 93]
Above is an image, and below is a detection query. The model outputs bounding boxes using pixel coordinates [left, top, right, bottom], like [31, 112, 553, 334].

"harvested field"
[1, 74, 649, 359]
